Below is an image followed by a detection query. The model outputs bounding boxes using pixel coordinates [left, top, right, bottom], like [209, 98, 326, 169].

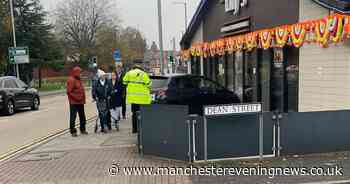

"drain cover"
[16, 151, 67, 162]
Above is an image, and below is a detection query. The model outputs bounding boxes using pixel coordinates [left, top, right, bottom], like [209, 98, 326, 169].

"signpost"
[8, 47, 30, 65]
[202, 103, 265, 162]
[113, 49, 121, 62]
[204, 103, 262, 116]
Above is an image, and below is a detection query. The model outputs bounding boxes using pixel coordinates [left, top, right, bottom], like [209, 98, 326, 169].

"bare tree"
[55, 0, 118, 63]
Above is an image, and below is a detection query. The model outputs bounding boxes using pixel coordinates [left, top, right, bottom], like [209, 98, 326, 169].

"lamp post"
[157, 0, 165, 74]
[9, 0, 19, 78]
[172, 1, 188, 29]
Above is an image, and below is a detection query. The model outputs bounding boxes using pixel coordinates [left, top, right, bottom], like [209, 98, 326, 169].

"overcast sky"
[40, 0, 201, 50]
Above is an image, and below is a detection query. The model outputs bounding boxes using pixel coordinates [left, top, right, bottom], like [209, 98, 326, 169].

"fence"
[139, 104, 350, 163]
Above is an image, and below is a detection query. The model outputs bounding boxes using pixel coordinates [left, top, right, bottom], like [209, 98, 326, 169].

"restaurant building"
[180, 0, 350, 112]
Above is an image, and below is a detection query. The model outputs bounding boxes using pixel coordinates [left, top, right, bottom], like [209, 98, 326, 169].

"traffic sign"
[8, 47, 29, 64]
[113, 49, 121, 62]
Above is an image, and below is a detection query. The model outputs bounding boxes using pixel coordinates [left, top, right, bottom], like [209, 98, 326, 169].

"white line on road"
[300, 180, 350, 184]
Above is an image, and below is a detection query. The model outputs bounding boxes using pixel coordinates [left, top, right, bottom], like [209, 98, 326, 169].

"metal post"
[204, 116, 208, 161]
[157, 0, 165, 75]
[184, 1, 188, 29]
[192, 117, 197, 161]
[273, 123, 276, 156]
[187, 119, 192, 162]
[9, 0, 19, 78]
[259, 113, 264, 161]
[277, 113, 282, 157]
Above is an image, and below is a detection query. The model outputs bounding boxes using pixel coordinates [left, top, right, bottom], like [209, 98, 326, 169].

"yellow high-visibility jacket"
[123, 69, 152, 105]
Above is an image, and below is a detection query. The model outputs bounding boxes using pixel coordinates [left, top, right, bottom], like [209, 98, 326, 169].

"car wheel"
[31, 97, 39, 110]
[5, 100, 15, 116]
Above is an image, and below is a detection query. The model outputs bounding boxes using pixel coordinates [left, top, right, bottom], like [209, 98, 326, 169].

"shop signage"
[221, 20, 250, 33]
[273, 48, 284, 68]
[204, 103, 262, 116]
[313, 0, 350, 13]
[225, 0, 248, 15]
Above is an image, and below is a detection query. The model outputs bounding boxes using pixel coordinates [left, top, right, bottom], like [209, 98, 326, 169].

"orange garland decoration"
[290, 23, 306, 48]
[259, 30, 273, 50]
[315, 18, 331, 47]
[235, 36, 245, 51]
[275, 26, 290, 48]
[202, 43, 210, 58]
[344, 15, 350, 39]
[245, 32, 258, 51]
[183, 13, 350, 57]
[226, 37, 237, 54]
[329, 14, 344, 44]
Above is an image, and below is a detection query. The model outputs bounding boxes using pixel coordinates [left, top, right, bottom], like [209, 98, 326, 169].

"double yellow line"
[0, 116, 97, 163]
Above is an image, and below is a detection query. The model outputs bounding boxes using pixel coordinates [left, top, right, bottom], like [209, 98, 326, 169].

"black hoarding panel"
[281, 110, 350, 155]
[141, 104, 189, 161]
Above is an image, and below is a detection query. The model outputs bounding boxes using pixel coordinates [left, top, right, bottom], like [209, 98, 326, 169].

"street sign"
[113, 49, 121, 62]
[8, 47, 29, 64]
[204, 103, 262, 116]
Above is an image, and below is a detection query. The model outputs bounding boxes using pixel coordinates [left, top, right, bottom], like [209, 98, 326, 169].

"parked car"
[150, 74, 241, 114]
[0, 76, 40, 115]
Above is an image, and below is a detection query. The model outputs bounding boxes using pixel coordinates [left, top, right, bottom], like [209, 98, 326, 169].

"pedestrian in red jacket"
[66, 66, 88, 137]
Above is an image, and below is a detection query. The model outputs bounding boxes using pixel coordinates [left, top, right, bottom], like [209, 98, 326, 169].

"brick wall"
[299, 0, 350, 111]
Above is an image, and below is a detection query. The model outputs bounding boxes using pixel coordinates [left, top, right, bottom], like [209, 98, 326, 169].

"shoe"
[71, 133, 78, 137]
[123, 116, 126, 120]
[101, 129, 108, 134]
[81, 131, 88, 135]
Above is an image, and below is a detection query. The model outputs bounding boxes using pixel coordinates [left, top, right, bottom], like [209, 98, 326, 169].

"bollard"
[137, 111, 143, 156]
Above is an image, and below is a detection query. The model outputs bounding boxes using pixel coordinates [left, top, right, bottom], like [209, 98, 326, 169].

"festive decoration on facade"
[225, 37, 236, 54]
[245, 32, 258, 51]
[181, 13, 350, 60]
[344, 15, 350, 38]
[259, 30, 273, 49]
[290, 23, 307, 48]
[274, 26, 290, 48]
[315, 18, 331, 47]
[329, 14, 344, 43]
[235, 36, 245, 51]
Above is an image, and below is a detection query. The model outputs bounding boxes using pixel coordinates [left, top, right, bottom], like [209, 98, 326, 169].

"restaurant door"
[258, 48, 285, 112]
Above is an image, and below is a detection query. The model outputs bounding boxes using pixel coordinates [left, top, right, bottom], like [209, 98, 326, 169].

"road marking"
[0, 116, 97, 163]
[300, 180, 350, 184]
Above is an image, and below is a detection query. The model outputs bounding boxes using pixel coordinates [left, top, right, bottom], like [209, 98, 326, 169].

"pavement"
[2, 114, 350, 184]
[0, 93, 97, 158]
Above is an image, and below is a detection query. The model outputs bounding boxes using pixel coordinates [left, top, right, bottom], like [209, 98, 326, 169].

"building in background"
[144, 41, 181, 75]
[181, 0, 350, 112]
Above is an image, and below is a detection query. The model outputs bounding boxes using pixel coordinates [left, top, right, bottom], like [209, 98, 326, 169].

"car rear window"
[150, 76, 169, 89]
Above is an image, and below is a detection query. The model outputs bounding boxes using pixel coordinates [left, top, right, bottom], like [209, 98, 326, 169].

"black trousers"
[69, 104, 87, 134]
[122, 97, 126, 118]
[131, 104, 140, 133]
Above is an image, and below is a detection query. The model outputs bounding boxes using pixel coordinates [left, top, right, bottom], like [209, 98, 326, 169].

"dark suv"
[150, 74, 240, 114]
[0, 76, 40, 115]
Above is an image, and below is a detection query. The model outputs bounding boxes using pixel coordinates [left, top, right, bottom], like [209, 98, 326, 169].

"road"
[0, 93, 97, 157]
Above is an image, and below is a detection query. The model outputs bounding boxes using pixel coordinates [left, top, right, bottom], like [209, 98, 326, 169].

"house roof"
[180, 0, 209, 48]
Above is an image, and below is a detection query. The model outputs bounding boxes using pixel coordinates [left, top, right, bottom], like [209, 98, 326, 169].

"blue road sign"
[113, 49, 121, 62]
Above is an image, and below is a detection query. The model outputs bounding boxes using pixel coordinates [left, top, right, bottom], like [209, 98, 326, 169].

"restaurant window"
[285, 47, 299, 112]
[217, 56, 225, 87]
[235, 51, 244, 101]
[226, 53, 235, 92]
[244, 51, 255, 102]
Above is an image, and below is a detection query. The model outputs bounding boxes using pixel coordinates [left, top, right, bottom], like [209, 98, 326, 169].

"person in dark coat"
[116, 63, 127, 119]
[109, 71, 123, 130]
[93, 70, 111, 133]
[66, 66, 88, 137]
